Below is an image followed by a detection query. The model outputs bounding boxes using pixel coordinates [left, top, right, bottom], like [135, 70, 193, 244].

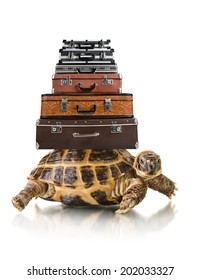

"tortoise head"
[134, 150, 162, 179]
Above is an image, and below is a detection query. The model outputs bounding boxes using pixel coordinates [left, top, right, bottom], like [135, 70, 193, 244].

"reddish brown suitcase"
[36, 117, 138, 149]
[52, 73, 122, 94]
[40, 93, 133, 119]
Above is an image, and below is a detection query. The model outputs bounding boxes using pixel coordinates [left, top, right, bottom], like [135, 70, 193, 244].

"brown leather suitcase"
[40, 93, 133, 119]
[36, 117, 138, 149]
[52, 73, 122, 93]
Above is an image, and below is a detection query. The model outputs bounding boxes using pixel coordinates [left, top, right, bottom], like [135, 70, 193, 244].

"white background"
[0, 0, 201, 279]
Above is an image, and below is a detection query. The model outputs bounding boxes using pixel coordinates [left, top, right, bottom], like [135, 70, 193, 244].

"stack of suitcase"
[36, 40, 138, 149]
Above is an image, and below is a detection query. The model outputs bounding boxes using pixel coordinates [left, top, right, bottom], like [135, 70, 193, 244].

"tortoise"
[12, 149, 177, 214]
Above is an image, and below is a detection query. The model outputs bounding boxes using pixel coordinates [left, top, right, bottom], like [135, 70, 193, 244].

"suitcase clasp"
[105, 98, 112, 111]
[51, 122, 62, 133]
[111, 124, 122, 133]
[61, 98, 68, 112]
[102, 75, 113, 85]
[60, 75, 72, 86]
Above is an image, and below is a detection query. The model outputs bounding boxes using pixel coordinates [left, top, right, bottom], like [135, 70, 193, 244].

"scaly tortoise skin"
[12, 149, 177, 214]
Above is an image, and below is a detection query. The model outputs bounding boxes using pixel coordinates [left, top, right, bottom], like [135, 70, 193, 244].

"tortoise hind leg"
[116, 178, 147, 214]
[12, 180, 48, 211]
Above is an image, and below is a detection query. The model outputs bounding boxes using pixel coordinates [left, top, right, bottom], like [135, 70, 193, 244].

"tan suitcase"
[40, 93, 133, 119]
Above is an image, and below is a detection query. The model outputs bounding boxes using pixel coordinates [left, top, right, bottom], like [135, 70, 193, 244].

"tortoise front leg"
[116, 178, 147, 214]
[146, 174, 177, 198]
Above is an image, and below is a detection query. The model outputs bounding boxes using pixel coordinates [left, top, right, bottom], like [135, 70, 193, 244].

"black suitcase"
[55, 63, 118, 73]
[59, 50, 114, 62]
[62, 39, 111, 49]
[36, 117, 138, 150]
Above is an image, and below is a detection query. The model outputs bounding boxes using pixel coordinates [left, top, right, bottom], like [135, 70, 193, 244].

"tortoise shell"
[28, 149, 135, 206]
[28, 149, 135, 186]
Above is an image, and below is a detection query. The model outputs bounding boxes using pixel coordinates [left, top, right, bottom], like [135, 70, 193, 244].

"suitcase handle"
[77, 68, 96, 73]
[78, 43, 95, 49]
[76, 104, 97, 114]
[77, 82, 96, 91]
[73, 132, 99, 138]
[79, 53, 95, 61]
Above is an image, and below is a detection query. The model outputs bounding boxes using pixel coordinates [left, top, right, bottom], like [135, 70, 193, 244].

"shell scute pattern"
[95, 166, 109, 181]
[30, 167, 43, 179]
[53, 166, 63, 185]
[61, 194, 91, 206]
[28, 149, 135, 191]
[64, 167, 78, 185]
[80, 165, 95, 188]
[47, 150, 65, 164]
[38, 154, 49, 165]
[64, 150, 86, 163]
[117, 161, 132, 173]
[110, 165, 121, 178]
[123, 156, 135, 166]
[40, 168, 53, 181]
[91, 190, 117, 205]
[88, 149, 119, 162]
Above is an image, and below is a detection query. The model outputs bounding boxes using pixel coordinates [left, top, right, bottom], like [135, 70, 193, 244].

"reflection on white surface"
[12, 201, 176, 239]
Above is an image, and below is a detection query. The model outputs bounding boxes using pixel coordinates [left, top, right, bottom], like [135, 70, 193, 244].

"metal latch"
[60, 75, 72, 86]
[111, 124, 122, 133]
[100, 52, 106, 60]
[102, 75, 113, 85]
[61, 98, 68, 112]
[104, 98, 112, 111]
[51, 122, 62, 133]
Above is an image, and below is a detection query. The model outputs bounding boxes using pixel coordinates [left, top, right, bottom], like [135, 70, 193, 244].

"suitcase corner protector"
[36, 142, 40, 149]
[135, 141, 139, 149]
[36, 119, 40, 126]
[134, 118, 138, 125]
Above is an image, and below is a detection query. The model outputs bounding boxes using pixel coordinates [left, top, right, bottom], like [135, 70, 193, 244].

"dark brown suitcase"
[40, 93, 133, 119]
[52, 73, 122, 94]
[36, 117, 138, 149]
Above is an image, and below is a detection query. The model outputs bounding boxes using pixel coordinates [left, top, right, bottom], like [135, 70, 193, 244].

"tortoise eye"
[140, 158, 146, 165]
[155, 159, 161, 169]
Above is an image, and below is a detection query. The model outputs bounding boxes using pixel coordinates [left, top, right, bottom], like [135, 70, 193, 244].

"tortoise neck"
[134, 168, 162, 181]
